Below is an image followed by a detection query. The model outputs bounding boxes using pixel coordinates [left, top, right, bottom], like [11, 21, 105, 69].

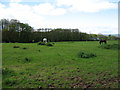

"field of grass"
[2, 40, 119, 88]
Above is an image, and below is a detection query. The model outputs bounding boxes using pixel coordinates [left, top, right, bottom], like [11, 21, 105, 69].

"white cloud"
[57, 0, 117, 12]
[9, 0, 23, 3]
[0, 4, 7, 19]
[0, 2, 67, 29]
[0, 0, 118, 34]
[0, 3, 45, 29]
[33, 3, 66, 15]
[79, 26, 118, 34]
[0, 3, 5, 8]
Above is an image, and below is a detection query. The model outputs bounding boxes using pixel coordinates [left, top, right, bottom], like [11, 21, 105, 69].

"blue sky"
[0, 0, 118, 34]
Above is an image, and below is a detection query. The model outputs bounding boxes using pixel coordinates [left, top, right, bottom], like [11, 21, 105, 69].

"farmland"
[2, 40, 119, 88]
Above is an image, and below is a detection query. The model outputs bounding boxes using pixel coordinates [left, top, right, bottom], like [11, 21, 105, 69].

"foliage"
[1, 19, 33, 43]
[4, 78, 18, 87]
[13, 46, 20, 48]
[37, 42, 45, 45]
[46, 42, 53, 46]
[1, 19, 119, 43]
[38, 42, 53, 46]
[77, 51, 96, 58]
[2, 68, 16, 76]
[1, 19, 91, 42]
[23, 57, 31, 63]
[22, 47, 27, 49]
[99, 44, 120, 49]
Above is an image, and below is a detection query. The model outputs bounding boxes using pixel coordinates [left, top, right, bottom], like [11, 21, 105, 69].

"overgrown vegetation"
[4, 78, 18, 87]
[23, 58, 31, 63]
[13, 46, 20, 48]
[38, 42, 46, 45]
[38, 42, 53, 46]
[2, 68, 16, 76]
[46, 42, 53, 46]
[77, 51, 96, 58]
[22, 47, 27, 50]
[99, 44, 120, 50]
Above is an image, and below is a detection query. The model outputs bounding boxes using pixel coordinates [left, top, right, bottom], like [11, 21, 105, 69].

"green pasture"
[2, 40, 119, 88]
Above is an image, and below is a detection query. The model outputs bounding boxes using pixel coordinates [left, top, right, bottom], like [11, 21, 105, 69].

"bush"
[22, 47, 27, 49]
[38, 42, 45, 45]
[77, 51, 96, 58]
[46, 42, 53, 46]
[99, 44, 119, 49]
[37, 42, 53, 46]
[13, 46, 19, 48]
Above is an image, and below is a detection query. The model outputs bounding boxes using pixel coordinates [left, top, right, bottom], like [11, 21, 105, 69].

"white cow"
[43, 38, 47, 44]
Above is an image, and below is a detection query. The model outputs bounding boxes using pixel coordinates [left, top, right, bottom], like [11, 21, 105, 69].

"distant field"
[2, 40, 119, 88]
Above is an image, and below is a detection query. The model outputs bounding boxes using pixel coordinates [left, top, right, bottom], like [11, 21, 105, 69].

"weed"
[99, 44, 119, 50]
[19, 72, 26, 75]
[22, 47, 27, 49]
[38, 42, 45, 45]
[46, 42, 53, 46]
[77, 51, 96, 58]
[23, 57, 31, 63]
[2, 68, 16, 76]
[4, 78, 18, 86]
[13, 46, 19, 48]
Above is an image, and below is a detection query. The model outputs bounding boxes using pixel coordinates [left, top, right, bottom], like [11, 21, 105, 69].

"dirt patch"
[69, 75, 120, 88]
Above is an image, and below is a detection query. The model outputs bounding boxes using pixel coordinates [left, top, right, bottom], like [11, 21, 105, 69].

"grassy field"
[2, 40, 119, 88]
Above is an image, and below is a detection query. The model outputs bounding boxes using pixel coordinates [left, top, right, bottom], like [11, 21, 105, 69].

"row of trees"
[1, 19, 33, 42]
[0, 19, 119, 43]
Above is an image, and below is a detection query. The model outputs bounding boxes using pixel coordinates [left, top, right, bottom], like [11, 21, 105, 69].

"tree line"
[0, 19, 119, 43]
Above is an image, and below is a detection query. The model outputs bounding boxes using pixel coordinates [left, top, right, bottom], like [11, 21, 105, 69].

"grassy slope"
[2, 40, 119, 88]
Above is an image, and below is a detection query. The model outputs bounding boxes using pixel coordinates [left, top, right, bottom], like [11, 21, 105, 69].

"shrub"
[22, 47, 27, 49]
[77, 51, 96, 58]
[13, 46, 19, 48]
[46, 42, 53, 46]
[37, 42, 53, 46]
[99, 44, 119, 49]
[38, 42, 45, 45]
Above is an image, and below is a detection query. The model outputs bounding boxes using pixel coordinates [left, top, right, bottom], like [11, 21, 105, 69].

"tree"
[1, 19, 33, 43]
[19, 23, 33, 42]
[1, 18, 97, 42]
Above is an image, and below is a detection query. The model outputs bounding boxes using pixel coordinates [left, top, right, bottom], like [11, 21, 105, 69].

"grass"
[2, 40, 119, 88]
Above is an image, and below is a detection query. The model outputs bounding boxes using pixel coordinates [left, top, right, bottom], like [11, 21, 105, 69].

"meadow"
[2, 40, 119, 88]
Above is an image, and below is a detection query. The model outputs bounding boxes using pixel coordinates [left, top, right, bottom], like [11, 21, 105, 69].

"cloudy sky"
[0, 0, 118, 34]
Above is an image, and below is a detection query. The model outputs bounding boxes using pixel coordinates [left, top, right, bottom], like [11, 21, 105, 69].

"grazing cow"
[99, 40, 107, 44]
[43, 38, 47, 44]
